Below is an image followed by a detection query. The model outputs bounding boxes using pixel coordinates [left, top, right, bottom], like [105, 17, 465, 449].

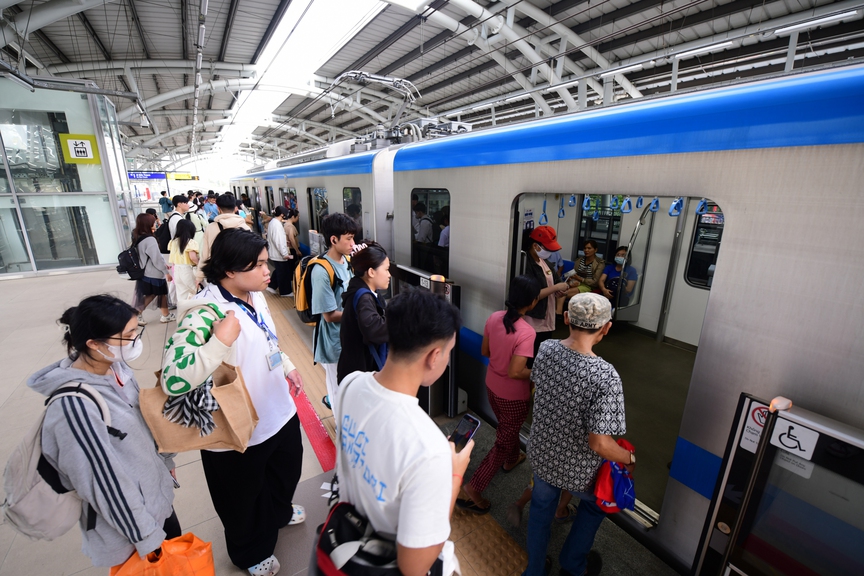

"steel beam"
[0, 0, 116, 50]
[218, 0, 240, 61]
[251, 0, 292, 64]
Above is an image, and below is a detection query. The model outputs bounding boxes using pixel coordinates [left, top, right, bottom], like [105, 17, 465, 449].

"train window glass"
[264, 186, 274, 215]
[411, 188, 449, 277]
[685, 202, 724, 289]
[309, 187, 328, 232]
[343, 187, 366, 238]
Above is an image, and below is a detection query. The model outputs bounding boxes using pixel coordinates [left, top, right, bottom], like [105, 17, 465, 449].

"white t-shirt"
[438, 225, 450, 247]
[336, 372, 455, 559]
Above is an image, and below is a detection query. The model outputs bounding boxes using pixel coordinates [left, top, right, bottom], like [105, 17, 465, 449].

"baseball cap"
[568, 293, 612, 329]
[529, 225, 562, 251]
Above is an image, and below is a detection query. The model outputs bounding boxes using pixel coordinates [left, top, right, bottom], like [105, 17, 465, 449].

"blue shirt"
[203, 202, 219, 221]
[311, 254, 353, 364]
[159, 197, 173, 214]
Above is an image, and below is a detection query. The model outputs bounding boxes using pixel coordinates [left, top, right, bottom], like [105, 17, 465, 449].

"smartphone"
[450, 414, 481, 453]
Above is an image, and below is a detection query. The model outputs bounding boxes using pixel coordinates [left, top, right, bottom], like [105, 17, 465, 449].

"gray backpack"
[1, 383, 112, 540]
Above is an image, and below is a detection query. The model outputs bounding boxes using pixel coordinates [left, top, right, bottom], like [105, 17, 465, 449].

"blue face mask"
[615, 256, 626, 265]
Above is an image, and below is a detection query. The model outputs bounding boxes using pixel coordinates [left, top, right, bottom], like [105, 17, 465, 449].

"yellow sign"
[167, 173, 194, 180]
[58, 134, 101, 164]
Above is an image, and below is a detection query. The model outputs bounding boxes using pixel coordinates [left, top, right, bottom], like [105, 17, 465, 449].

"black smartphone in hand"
[450, 414, 481, 453]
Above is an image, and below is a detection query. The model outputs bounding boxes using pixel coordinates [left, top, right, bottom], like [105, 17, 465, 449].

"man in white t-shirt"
[335, 290, 473, 576]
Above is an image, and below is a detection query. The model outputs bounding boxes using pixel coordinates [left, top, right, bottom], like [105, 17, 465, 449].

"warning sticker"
[770, 418, 819, 461]
[774, 449, 814, 479]
[740, 401, 769, 454]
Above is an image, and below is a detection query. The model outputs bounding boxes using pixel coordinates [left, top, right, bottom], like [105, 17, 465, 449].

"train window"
[280, 187, 297, 210]
[410, 188, 450, 277]
[264, 186, 275, 215]
[685, 202, 724, 289]
[308, 187, 328, 232]
[343, 187, 366, 238]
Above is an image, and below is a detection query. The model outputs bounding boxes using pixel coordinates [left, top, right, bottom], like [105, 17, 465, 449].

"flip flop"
[502, 452, 527, 473]
[456, 498, 491, 515]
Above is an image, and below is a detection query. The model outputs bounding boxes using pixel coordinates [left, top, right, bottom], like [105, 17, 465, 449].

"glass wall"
[0, 79, 125, 273]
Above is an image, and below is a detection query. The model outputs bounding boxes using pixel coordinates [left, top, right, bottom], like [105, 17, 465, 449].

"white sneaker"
[265, 287, 278, 295]
[137, 315, 147, 326]
[287, 504, 306, 525]
[160, 313, 176, 323]
[281, 292, 294, 298]
[248, 555, 280, 576]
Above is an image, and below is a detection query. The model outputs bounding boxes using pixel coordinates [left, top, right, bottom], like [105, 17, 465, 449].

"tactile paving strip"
[452, 508, 528, 576]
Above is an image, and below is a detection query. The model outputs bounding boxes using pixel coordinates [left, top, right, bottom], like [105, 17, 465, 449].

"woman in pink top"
[458, 276, 541, 513]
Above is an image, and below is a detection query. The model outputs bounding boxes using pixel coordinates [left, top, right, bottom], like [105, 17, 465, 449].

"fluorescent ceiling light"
[504, 94, 530, 103]
[544, 78, 580, 92]
[675, 41, 734, 60]
[385, 0, 429, 13]
[599, 64, 643, 78]
[774, 11, 859, 35]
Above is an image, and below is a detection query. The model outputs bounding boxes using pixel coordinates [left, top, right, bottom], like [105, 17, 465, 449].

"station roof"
[2, 0, 862, 171]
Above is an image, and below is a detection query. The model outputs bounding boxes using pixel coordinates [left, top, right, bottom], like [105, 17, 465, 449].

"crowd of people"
[24, 204, 635, 576]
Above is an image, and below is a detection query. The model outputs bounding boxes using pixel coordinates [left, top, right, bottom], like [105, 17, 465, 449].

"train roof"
[233, 150, 379, 181]
[393, 65, 864, 172]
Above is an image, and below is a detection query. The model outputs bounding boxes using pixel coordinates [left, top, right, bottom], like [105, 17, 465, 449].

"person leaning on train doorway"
[522, 226, 571, 358]
[196, 193, 251, 286]
[524, 293, 634, 576]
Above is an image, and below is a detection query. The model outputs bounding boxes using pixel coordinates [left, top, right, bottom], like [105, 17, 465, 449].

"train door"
[308, 187, 328, 233]
[510, 193, 724, 519]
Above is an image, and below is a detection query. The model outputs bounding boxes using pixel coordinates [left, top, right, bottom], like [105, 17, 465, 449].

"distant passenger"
[196, 193, 251, 286]
[524, 293, 634, 576]
[145, 207, 158, 225]
[332, 289, 470, 576]
[457, 275, 540, 514]
[131, 213, 174, 324]
[204, 193, 219, 222]
[28, 295, 180, 570]
[265, 206, 295, 297]
[411, 193, 420, 234]
[159, 190, 172, 215]
[413, 202, 434, 244]
[346, 203, 363, 233]
[313, 213, 357, 413]
[167, 194, 190, 240]
[555, 239, 604, 315]
[282, 208, 301, 281]
[522, 226, 570, 356]
[438, 214, 451, 248]
[337, 241, 390, 383]
[167, 218, 200, 303]
[599, 245, 638, 307]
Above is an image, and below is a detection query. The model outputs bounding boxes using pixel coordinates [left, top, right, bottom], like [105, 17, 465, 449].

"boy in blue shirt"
[312, 212, 358, 411]
[159, 191, 173, 215]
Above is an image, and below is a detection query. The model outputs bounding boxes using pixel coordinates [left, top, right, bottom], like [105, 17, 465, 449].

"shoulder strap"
[217, 221, 224, 231]
[312, 257, 337, 288]
[350, 289, 386, 371]
[47, 383, 126, 439]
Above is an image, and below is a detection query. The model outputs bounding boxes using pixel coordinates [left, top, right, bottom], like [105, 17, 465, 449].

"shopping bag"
[110, 533, 214, 576]
[140, 363, 259, 453]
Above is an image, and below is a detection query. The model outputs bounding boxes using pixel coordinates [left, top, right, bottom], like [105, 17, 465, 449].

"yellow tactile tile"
[455, 518, 528, 576]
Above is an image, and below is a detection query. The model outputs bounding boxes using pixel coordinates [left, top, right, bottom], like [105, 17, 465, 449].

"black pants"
[164, 509, 181, 539]
[268, 259, 294, 296]
[200, 415, 304, 569]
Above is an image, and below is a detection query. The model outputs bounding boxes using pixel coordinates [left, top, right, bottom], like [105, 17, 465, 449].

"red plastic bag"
[109, 533, 214, 576]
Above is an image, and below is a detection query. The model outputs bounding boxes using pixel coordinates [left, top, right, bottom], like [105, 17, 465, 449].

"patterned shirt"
[528, 340, 626, 493]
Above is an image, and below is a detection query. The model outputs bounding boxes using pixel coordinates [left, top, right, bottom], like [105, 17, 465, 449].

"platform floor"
[0, 270, 679, 576]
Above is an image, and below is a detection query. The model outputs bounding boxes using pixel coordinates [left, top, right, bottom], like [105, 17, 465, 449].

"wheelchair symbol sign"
[770, 419, 819, 461]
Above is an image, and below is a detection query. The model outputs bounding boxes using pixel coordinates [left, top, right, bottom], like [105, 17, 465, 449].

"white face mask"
[99, 339, 144, 363]
[536, 246, 552, 260]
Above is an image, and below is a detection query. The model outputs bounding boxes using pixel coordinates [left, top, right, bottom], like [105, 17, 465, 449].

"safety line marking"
[294, 386, 336, 472]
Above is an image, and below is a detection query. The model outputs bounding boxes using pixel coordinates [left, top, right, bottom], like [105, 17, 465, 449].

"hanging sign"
[168, 173, 196, 180]
[58, 134, 101, 164]
[128, 171, 167, 180]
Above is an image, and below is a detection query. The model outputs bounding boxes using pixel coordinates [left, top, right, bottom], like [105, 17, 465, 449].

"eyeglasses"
[115, 325, 146, 346]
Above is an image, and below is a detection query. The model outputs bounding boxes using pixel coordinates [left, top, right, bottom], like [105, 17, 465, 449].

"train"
[231, 64, 864, 572]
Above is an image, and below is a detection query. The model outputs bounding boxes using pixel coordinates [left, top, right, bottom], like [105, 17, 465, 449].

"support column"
[785, 31, 799, 72]
[578, 79, 587, 110]
[671, 59, 680, 93]
[603, 77, 613, 105]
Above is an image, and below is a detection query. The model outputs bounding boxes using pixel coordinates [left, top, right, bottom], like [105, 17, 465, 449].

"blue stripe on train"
[394, 67, 864, 172]
[669, 437, 723, 499]
[458, 327, 489, 366]
[247, 151, 377, 180]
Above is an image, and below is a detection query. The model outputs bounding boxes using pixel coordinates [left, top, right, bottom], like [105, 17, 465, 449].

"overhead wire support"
[327, 70, 422, 130]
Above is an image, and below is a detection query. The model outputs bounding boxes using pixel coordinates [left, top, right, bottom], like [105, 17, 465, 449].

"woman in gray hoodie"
[27, 295, 179, 569]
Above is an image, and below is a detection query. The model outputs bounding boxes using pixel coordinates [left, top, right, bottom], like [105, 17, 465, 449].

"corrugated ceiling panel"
[222, 0, 282, 63]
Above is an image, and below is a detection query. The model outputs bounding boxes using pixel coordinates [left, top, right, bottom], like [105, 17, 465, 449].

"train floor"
[0, 270, 678, 576]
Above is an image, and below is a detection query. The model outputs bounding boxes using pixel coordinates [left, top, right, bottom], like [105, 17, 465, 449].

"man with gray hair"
[523, 293, 635, 576]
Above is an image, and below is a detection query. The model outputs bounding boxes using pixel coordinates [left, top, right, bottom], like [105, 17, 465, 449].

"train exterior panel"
[234, 65, 864, 571]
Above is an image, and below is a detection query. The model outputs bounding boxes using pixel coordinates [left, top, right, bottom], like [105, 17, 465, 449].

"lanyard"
[217, 285, 279, 344]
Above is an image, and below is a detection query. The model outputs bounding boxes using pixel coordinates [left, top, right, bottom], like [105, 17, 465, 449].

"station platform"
[0, 270, 678, 576]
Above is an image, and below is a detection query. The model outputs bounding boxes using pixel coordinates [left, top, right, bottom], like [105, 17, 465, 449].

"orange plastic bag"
[109, 533, 214, 576]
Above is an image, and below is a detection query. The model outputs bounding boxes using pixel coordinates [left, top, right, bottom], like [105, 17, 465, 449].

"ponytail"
[502, 275, 542, 334]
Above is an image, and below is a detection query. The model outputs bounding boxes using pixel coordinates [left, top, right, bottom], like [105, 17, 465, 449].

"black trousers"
[268, 259, 295, 296]
[200, 415, 304, 569]
[164, 509, 182, 539]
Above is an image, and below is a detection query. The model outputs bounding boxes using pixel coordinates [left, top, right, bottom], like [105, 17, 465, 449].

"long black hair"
[59, 295, 138, 360]
[503, 275, 541, 334]
[174, 218, 196, 254]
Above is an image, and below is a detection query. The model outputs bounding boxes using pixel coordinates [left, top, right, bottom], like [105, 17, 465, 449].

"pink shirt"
[484, 310, 535, 401]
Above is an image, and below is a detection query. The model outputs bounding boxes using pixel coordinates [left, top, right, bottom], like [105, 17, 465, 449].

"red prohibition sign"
[751, 406, 769, 428]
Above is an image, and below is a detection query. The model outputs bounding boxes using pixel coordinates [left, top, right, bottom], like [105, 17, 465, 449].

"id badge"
[266, 350, 283, 371]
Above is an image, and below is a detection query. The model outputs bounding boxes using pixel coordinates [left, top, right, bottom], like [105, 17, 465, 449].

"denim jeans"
[523, 474, 607, 576]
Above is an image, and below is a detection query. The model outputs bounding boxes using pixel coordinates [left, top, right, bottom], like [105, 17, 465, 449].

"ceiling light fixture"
[674, 41, 734, 60]
[774, 10, 859, 35]
[385, 0, 429, 13]
[599, 63, 644, 78]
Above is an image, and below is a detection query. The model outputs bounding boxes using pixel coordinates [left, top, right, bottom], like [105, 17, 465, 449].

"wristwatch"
[629, 452, 636, 465]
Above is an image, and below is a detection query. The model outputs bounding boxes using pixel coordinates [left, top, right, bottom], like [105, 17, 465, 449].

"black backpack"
[154, 213, 180, 254]
[116, 239, 144, 280]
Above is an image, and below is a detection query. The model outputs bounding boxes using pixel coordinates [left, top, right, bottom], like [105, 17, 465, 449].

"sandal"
[248, 555, 280, 576]
[456, 498, 491, 515]
[502, 452, 527, 473]
[287, 504, 306, 525]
